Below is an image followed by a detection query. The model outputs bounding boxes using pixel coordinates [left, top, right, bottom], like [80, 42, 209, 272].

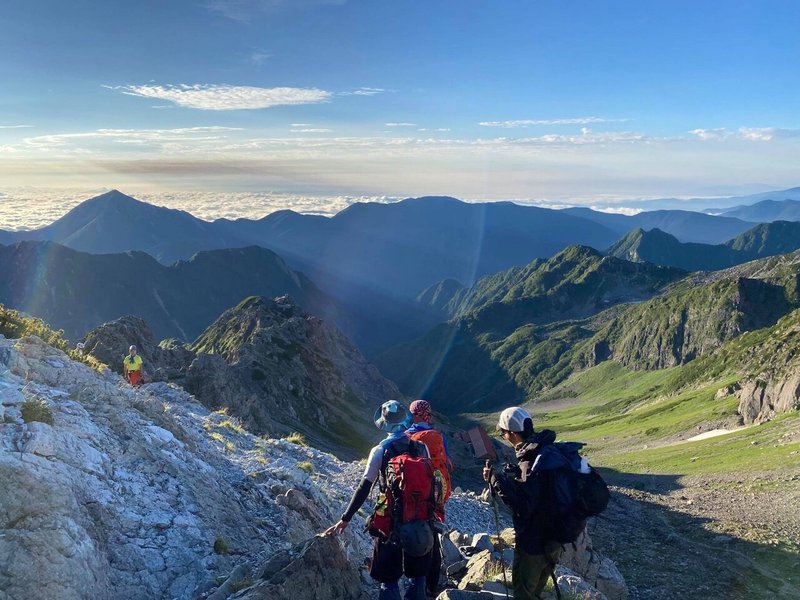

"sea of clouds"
[0, 188, 405, 231]
[0, 188, 648, 231]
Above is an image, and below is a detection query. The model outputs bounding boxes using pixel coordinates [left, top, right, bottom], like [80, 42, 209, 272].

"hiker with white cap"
[324, 400, 436, 600]
[483, 406, 561, 600]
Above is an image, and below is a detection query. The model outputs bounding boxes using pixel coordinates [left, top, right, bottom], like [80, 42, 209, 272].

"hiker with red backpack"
[405, 399, 452, 597]
[483, 407, 609, 600]
[324, 401, 441, 600]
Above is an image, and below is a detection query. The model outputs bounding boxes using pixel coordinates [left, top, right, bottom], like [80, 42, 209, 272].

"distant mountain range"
[0, 240, 440, 354]
[705, 198, 800, 222]
[0, 189, 774, 302]
[560, 207, 753, 244]
[606, 221, 800, 271]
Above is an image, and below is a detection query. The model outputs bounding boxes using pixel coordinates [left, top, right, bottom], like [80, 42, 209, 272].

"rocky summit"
[82, 296, 400, 459]
[0, 333, 624, 600]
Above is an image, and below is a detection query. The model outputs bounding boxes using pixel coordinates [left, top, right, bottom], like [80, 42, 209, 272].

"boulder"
[239, 535, 368, 600]
[440, 532, 464, 567]
[447, 559, 469, 577]
[457, 550, 497, 591]
[554, 565, 609, 600]
[275, 489, 326, 529]
[471, 533, 494, 553]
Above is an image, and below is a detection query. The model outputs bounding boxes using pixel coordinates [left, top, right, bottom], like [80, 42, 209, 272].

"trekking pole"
[486, 459, 511, 600]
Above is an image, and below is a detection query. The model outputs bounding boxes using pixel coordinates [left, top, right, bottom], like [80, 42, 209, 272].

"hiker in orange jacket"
[405, 399, 452, 598]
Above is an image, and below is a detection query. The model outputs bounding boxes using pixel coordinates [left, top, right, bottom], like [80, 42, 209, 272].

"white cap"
[497, 406, 532, 433]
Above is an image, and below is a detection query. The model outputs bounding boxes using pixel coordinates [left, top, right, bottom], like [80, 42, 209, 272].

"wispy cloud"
[23, 126, 242, 151]
[206, 0, 347, 21]
[290, 128, 333, 133]
[111, 84, 333, 110]
[250, 51, 272, 67]
[341, 87, 385, 96]
[385, 122, 417, 127]
[0, 125, 32, 129]
[738, 127, 800, 141]
[479, 117, 627, 128]
[690, 128, 729, 141]
[691, 126, 800, 141]
[418, 128, 451, 132]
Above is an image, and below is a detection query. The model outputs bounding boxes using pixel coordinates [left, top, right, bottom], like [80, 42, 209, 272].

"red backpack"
[367, 435, 438, 539]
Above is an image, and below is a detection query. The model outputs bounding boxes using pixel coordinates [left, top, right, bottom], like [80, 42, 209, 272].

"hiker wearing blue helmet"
[324, 400, 435, 600]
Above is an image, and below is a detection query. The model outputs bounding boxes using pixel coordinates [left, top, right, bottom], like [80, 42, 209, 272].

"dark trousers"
[426, 533, 442, 595]
[370, 536, 432, 600]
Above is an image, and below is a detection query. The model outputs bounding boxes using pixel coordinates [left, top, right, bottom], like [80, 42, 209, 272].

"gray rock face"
[738, 376, 800, 424]
[0, 335, 374, 600]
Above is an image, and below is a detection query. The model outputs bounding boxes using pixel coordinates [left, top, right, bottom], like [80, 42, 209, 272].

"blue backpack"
[534, 442, 610, 544]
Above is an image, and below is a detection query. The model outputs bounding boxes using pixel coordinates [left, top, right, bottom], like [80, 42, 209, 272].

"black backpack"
[540, 443, 610, 544]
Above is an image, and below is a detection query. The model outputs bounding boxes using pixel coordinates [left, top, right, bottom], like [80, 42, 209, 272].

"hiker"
[483, 406, 563, 600]
[324, 400, 437, 600]
[123, 345, 143, 387]
[405, 399, 452, 597]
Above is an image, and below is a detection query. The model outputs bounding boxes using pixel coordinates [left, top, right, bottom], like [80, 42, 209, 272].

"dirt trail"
[589, 472, 800, 600]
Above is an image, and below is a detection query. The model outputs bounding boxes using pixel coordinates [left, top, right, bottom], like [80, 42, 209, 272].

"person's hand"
[323, 520, 348, 536]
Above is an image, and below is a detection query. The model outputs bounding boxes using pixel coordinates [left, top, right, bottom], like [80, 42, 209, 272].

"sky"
[1, 0, 800, 223]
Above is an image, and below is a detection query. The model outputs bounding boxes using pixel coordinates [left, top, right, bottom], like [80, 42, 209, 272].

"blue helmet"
[374, 400, 412, 433]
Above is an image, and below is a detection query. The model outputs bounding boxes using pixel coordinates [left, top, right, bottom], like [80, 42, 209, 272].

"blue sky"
[1, 0, 799, 204]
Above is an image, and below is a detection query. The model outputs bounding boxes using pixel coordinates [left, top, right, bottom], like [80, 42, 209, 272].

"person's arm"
[483, 463, 526, 514]
[324, 445, 383, 536]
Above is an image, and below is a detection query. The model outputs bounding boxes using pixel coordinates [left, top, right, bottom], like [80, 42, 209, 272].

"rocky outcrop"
[0, 335, 375, 600]
[237, 535, 368, 600]
[82, 315, 194, 381]
[738, 376, 800, 424]
[84, 297, 401, 459]
[439, 524, 626, 600]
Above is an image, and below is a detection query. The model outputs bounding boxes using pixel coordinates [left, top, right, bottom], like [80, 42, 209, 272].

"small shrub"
[21, 398, 54, 425]
[218, 418, 245, 434]
[285, 432, 308, 446]
[297, 461, 314, 474]
[224, 441, 236, 453]
[213, 537, 229, 555]
[209, 432, 225, 443]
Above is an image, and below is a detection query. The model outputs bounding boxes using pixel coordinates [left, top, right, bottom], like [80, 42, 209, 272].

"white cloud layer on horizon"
[479, 117, 627, 128]
[21, 127, 243, 152]
[691, 126, 800, 141]
[2, 123, 798, 204]
[0, 125, 32, 129]
[385, 123, 417, 127]
[112, 84, 333, 110]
